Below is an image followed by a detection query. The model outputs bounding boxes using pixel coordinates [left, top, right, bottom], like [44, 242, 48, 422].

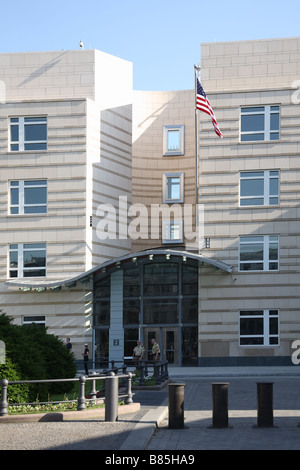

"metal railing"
[90, 359, 169, 386]
[128, 360, 169, 386]
[0, 370, 134, 422]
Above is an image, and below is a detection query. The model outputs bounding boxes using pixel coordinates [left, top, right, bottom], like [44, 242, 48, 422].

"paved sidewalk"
[1, 366, 300, 450]
[147, 375, 300, 450]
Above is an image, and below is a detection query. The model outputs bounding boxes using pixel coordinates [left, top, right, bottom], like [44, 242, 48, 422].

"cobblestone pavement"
[146, 376, 300, 450]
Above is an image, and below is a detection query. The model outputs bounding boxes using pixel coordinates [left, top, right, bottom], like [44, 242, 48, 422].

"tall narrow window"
[163, 125, 184, 156]
[163, 173, 184, 203]
[162, 220, 183, 244]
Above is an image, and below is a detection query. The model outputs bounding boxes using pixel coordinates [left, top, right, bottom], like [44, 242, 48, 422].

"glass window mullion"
[264, 105, 271, 140]
[18, 244, 24, 277]
[263, 309, 269, 346]
[19, 180, 25, 214]
[19, 118, 25, 151]
[264, 171, 270, 205]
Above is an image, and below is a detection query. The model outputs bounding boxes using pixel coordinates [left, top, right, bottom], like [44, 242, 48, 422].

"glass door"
[164, 328, 178, 364]
[143, 327, 179, 365]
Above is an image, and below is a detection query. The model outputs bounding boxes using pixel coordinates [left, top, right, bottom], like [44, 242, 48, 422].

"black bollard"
[212, 382, 229, 428]
[105, 372, 119, 422]
[168, 383, 185, 429]
[257, 382, 274, 427]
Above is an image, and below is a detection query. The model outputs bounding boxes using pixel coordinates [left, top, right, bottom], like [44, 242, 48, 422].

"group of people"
[132, 338, 160, 364]
[65, 337, 160, 376]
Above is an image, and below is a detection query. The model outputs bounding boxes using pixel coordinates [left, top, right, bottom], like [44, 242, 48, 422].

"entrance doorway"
[143, 327, 179, 365]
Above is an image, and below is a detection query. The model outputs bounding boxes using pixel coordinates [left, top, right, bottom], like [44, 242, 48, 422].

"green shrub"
[0, 312, 77, 402]
[0, 357, 30, 403]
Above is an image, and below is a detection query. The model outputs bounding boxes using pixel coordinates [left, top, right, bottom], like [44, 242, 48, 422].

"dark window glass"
[123, 299, 140, 324]
[240, 318, 263, 336]
[94, 277, 110, 298]
[182, 326, 198, 365]
[182, 298, 198, 323]
[123, 267, 140, 297]
[25, 124, 47, 142]
[124, 328, 139, 357]
[144, 263, 178, 296]
[143, 299, 178, 324]
[94, 301, 110, 325]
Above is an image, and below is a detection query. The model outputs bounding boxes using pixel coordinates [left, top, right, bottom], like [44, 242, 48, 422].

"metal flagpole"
[194, 64, 201, 226]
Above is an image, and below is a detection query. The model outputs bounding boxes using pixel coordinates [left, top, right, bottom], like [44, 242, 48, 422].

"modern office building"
[0, 37, 299, 367]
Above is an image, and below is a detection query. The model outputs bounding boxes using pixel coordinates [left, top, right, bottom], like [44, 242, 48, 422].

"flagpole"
[194, 64, 201, 229]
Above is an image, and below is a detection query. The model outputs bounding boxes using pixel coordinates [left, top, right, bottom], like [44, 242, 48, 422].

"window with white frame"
[163, 125, 184, 156]
[239, 235, 279, 271]
[10, 180, 47, 214]
[9, 243, 47, 278]
[10, 116, 47, 151]
[163, 173, 184, 203]
[239, 309, 279, 346]
[162, 220, 183, 244]
[240, 170, 279, 206]
[240, 106, 280, 142]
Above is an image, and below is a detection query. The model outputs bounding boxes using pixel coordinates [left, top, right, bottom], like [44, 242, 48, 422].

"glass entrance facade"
[93, 256, 198, 366]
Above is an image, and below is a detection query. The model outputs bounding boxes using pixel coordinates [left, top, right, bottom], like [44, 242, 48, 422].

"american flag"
[196, 79, 223, 138]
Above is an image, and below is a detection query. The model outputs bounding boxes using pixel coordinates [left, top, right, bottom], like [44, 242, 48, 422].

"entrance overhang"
[5, 248, 233, 290]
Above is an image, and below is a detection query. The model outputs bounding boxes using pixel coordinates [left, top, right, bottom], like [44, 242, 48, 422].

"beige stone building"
[0, 37, 299, 367]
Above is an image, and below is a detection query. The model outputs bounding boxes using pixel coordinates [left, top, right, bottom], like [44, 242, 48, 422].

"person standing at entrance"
[151, 338, 160, 364]
[83, 343, 89, 375]
[132, 340, 145, 366]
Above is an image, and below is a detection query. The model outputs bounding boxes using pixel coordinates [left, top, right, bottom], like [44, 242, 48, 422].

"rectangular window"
[240, 106, 280, 142]
[240, 171, 279, 206]
[10, 116, 47, 151]
[23, 316, 46, 326]
[163, 173, 184, 203]
[10, 180, 47, 214]
[239, 235, 279, 271]
[9, 243, 46, 278]
[162, 220, 183, 244]
[239, 310, 279, 346]
[163, 125, 184, 156]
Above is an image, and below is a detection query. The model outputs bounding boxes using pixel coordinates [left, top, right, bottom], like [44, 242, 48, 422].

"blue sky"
[1, 0, 300, 91]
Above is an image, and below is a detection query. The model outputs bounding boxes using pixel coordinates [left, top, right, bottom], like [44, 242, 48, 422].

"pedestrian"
[132, 340, 145, 367]
[83, 343, 89, 375]
[66, 337, 72, 353]
[151, 338, 160, 363]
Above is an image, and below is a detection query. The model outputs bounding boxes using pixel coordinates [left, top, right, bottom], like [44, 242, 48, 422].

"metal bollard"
[0, 379, 8, 416]
[257, 382, 274, 427]
[89, 371, 98, 402]
[105, 372, 119, 422]
[125, 372, 133, 404]
[212, 382, 229, 428]
[77, 375, 87, 411]
[168, 383, 185, 429]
